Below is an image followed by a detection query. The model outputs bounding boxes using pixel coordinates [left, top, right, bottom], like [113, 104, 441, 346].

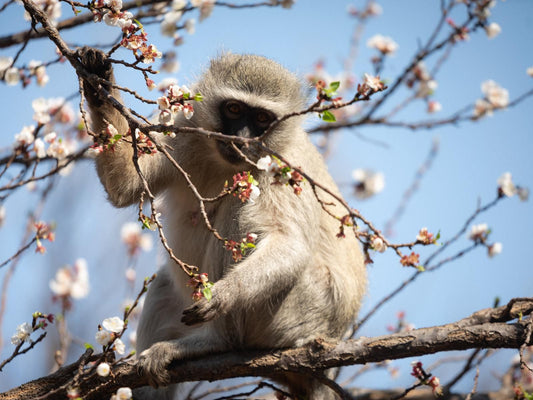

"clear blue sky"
[0, 0, 532, 395]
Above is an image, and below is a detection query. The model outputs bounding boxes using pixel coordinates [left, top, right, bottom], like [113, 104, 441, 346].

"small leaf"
[329, 81, 340, 92]
[416, 265, 425, 272]
[194, 93, 204, 102]
[84, 343, 94, 350]
[321, 110, 336, 122]
[202, 287, 212, 302]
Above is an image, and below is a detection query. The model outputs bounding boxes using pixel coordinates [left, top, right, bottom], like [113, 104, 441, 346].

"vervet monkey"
[79, 47, 366, 400]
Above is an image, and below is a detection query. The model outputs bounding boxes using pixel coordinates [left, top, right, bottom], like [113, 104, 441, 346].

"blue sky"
[0, 0, 532, 395]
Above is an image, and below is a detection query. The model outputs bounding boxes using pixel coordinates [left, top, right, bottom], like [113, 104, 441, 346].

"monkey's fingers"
[181, 301, 218, 326]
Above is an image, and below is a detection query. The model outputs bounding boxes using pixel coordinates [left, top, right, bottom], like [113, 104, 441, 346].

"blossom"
[32, 98, 51, 125]
[95, 329, 113, 346]
[481, 80, 509, 108]
[113, 338, 126, 354]
[121, 222, 153, 256]
[184, 19, 196, 34]
[112, 387, 132, 400]
[371, 236, 387, 253]
[469, 223, 489, 241]
[0, 56, 13, 75]
[363, 73, 384, 92]
[367, 34, 398, 55]
[257, 155, 273, 171]
[4, 67, 20, 85]
[485, 22, 501, 39]
[49, 258, 90, 300]
[0, 204, 5, 228]
[11, 322, 32, 345]
[140, 44, 162, 64]
[249, 183, 261, 203]
[183, 103, 194, 119]
[46, 138, 69, 160]
[488, 242, 502, 257]
[352, 168, 385, 199]
[517, 187, 529, 202]
[416, 227, 436, 244]
[416, 79, 437, 98]
[427, 100, 442, 114]
[497, 172, 516, 197]
[527, 67, 533, 77]
[96, 362, 111, 377]
[13, 125, 35, 148]
[102, 316, 125, 333]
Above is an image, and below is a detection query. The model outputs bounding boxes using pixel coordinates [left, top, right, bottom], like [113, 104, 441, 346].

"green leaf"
[321, 110, 336, 122]
[194, 93, 204, 102]
[202, 287, 212, 302]
[416, 265, 425, 272]
[329, 81, 340, 92]
[84, 343, 94, 350]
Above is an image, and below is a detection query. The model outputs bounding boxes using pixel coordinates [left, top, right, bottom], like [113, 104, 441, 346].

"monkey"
[78, 47, 367, 400]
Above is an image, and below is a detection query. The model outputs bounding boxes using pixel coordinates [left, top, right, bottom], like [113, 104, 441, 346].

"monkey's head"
[187, 53, 308, 166]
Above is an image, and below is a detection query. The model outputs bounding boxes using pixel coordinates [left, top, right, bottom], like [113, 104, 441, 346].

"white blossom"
[183, 105, 194, 119]
[427, 100, 442, 114]
[33, 138, 46, 158]
[184, 19, 196, 34]
[159, 109, 174, 126]
[363, 73, 383, 92]
[4, 67, 20, 85]
[0, 204, 5, 228]
[416, 80, 438, 98]
[371, 236, 387, 253]
[11, 322, 32, 345]
[121, 222, 153, 254]
[102, 317, 125, 333]
[49, 258, 90, 299]
[481, 80, 509, 109]
[14, 125, 35, 148]
[367, 34, 398, 55]
[249, 184, 261, 203]
[113, 387, 132, 400]
[485, 22, 501, 39]
[96, 362, 111, 377]
[527, 67, 533, 77]
[517, 187, 529, 202]
[257, 155, 272, 171]
[104, 0, 122, 12]
[497, 172, 516, 197]
[488, 242, 502, 257]
[352, 168, 385, 199]
[113, 338, 126, 355]
[469, 223, 488, 241]
[95, 329, 113, 346]
[0, 56, 13, 74]
[46, 138, 69, 160]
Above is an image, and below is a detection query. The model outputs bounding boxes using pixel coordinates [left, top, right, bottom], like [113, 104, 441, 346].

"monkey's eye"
[254, 110, 274, 128]
[224, 101, 244, 119]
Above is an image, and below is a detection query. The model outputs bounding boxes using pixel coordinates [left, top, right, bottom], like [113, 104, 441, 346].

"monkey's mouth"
[216, 140, 244, 165]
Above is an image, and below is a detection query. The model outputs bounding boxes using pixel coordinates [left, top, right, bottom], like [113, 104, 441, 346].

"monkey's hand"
[137, 341, 182, 387]
[181, 283, 231, 325]
[77, 46, 113, 107]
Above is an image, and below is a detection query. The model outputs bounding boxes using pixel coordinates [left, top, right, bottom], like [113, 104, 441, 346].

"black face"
[217, 100, 276, 164]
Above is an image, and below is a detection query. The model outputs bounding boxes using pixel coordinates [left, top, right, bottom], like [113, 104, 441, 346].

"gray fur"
[80, 48, 367, 399]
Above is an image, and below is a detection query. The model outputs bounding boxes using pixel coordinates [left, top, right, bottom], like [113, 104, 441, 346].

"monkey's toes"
[137, 344, 177, 388]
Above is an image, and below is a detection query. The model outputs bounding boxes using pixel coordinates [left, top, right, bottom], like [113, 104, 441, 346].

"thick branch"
[1, 299, 531, 400]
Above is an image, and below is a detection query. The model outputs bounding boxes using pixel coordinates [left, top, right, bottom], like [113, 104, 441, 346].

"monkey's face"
[216, 99, 275, 164]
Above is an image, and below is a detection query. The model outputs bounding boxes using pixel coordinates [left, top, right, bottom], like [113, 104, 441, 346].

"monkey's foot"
[137, 342, 181, 388]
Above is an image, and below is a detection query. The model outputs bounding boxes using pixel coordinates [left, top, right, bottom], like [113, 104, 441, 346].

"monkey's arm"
[182, 228, 313, 325]
[79, 47, 173, 207]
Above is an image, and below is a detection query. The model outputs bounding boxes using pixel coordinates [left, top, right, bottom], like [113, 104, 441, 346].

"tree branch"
[1, 298, 531, 400]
